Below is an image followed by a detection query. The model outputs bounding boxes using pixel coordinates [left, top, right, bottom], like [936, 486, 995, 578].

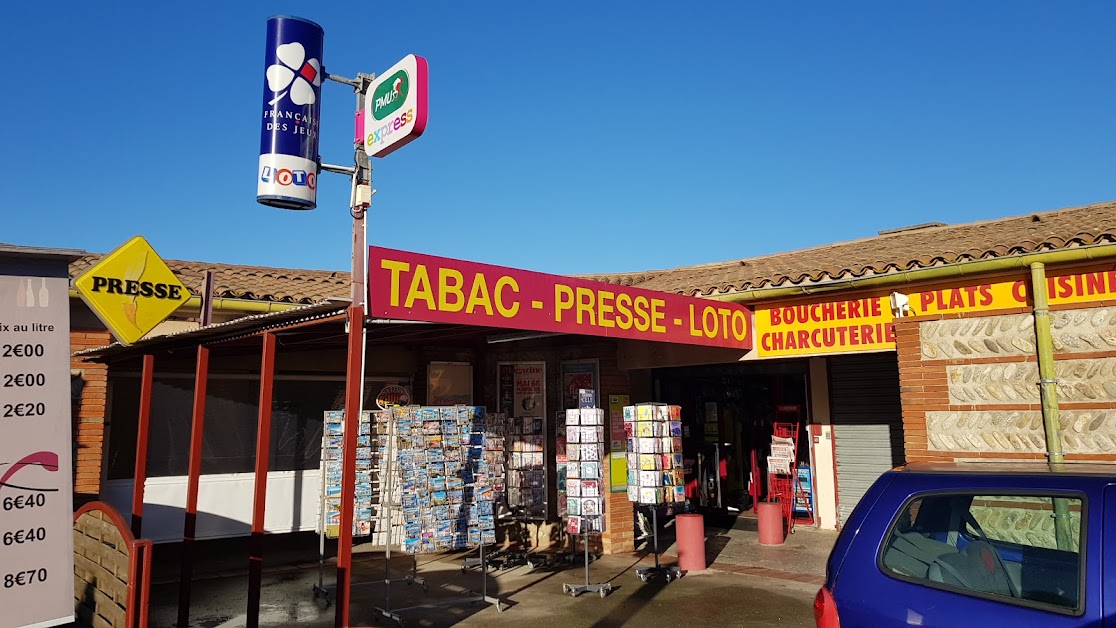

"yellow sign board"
[74, 236, 191, 345]
[755, 269, 1116, 358]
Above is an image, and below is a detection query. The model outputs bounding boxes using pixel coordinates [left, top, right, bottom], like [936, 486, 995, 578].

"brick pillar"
[71, 330, 112, 503]
[894, 319, 950, 463]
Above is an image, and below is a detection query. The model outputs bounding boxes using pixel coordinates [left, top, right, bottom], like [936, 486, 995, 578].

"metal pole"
[382, 407, 396, 613]
[335, 305, 365, 628]
[335, 71, 374, 628]
[178, 345, 210, 628]
[583, 529, 590, 587]
[247, 333, 278, 627]
[1029, 263, 1073, 550]
[131, 354, 155, 538]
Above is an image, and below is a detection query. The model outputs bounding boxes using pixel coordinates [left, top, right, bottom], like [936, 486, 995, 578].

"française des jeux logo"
[263, 41, 322, 146]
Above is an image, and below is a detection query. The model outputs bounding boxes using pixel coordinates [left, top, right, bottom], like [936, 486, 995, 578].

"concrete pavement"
[137, 512, 835, 627]
[148, 550, 817, 628]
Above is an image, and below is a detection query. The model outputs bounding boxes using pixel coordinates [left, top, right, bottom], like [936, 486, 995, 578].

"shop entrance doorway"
[652, 361, 810, 517]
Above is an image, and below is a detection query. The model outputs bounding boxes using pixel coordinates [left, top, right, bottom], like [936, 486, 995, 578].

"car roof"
[897, 461, 1116, 478]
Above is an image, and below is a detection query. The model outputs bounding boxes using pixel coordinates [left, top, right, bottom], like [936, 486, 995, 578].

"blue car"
[816, 462, 1115, 627]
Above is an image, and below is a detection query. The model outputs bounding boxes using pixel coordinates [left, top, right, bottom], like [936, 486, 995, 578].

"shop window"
[106, 375, 375, 479]
[879, 493, 1084, 613]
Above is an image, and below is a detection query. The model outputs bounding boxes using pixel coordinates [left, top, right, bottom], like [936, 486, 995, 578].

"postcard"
[580, 462, 599, 479]
[581, 479, 600, 497]
[567, 516, 582, 535]
[566, 408, 581, 426]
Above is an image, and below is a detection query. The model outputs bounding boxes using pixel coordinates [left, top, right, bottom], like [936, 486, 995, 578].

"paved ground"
[139, 513, 835, 627]
[662, 511, 835, 582]
[149, 552, 817, 627]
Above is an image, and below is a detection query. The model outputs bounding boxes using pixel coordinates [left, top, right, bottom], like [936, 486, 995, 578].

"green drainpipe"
[1029, 262, 1074, 551]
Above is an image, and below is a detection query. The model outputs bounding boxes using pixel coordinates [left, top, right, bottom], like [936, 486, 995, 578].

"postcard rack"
[312, 409, 426, 607]
[635, 503, 680, 583]
[375, 405, 506, 624]
[624, 402, 685, 584]
[560, 401, 612, 597]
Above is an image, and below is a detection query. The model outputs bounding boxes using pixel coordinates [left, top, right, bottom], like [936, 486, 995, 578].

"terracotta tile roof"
[69, 256, 350, 304]
[584, 200, 1116, 296]
[65, 200, 1116, 304]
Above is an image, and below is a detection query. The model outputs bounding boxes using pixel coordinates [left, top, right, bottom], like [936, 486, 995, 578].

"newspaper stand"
[767, 422, 800, 533]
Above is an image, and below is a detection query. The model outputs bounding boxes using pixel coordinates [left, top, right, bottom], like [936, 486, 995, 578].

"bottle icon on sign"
[24, 278, 36, 308]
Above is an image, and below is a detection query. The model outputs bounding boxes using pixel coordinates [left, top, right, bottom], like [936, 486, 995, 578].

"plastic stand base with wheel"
[561, 529, 612, 598]
[636, 505, 681, 583]
[380, 542, 505, 626]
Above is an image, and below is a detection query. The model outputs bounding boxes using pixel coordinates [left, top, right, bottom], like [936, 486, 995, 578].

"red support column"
[335, 305, 364, 628]
[131, 354, 155, 538]
[247, 333, 278, 628]
[177, 345, 210, 628]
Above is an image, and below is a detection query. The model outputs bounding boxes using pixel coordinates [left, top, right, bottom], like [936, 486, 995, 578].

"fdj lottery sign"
[258, 16, 324, 210]
[364, 54, 429, 158]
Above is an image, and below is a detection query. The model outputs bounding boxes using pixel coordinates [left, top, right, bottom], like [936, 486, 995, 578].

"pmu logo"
[372, 69, 409, 121]
[261, 166, 317, 190]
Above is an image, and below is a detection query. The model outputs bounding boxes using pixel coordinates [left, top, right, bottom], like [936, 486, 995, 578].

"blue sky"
[4, 2, 1114, 275]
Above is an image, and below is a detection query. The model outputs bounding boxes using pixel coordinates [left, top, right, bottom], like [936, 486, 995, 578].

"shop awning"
[75, 299, 352, 360]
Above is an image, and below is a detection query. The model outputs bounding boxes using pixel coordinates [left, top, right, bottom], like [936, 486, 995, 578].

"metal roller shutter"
[830, 353, 903, 527]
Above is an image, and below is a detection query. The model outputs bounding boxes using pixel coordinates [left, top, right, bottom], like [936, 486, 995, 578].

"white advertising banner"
[0, 273, 75, 627]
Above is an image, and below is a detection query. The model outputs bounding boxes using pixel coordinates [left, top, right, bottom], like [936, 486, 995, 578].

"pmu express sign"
[364, 54, 429, 158]
[368, 246, 753, 350]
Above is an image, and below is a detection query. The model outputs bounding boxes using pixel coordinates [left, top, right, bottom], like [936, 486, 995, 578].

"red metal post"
[131, 354, 155, 538]
[177, 345, 210, 628]
[247, 333, 277, 628]
[335, 305, 364, 628]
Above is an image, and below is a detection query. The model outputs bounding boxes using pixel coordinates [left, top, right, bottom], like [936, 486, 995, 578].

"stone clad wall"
[897, 304, 1116, 463]
[73, 508, 134, 628]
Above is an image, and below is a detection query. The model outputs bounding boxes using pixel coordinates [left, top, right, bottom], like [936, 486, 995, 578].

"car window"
[880, 493, 1083, 612]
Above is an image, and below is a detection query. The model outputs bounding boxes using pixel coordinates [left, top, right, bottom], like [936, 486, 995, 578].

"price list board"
[0, 272, 75, 627]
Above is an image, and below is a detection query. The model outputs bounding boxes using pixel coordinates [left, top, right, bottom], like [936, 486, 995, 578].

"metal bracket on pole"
[321, 163, 357, 176]
[325, 72, 362, 88]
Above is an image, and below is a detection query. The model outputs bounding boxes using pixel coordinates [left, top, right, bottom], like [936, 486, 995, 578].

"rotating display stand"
[377, 405, 506, 624]
[559, 396, 611, 597]
[635, 505, 680, 583]
[624, 402, 685, 584]
[562, 529, 612, 597]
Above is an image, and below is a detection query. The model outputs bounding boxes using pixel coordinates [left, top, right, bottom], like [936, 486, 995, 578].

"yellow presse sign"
[74, 236, 190, 345]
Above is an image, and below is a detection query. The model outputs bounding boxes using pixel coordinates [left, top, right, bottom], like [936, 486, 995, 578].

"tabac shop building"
[66, 200, 1116, 548]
